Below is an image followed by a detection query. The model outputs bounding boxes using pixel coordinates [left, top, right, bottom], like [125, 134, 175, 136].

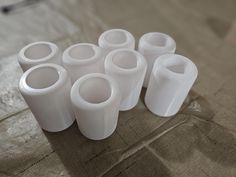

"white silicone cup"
[18, 41, 61, 72]
[105, 48, 147, 111]
[98, 29, 135, 55]
[62, 43, 104, 83]
[145, 54, 198, 117]
[71, 73, 121, 140]
[138, 32, 176, 87]
[19, 63, 75, 132]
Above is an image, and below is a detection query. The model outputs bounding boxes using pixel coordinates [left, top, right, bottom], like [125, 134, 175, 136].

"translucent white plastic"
[145, 54, 198, 117]
[138, 32, 176, 87]
[62, 43, 104, 83]
[98, 29, 135, 55]
[19, 63, 75, 132]
[18, 41, 61, 72]
[105, 48, 147, 111]
[71, 73, 121, 140]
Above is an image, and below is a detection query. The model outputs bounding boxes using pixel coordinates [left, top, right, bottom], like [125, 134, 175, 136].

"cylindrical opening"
[26, 67, 59, 89]
[69, 45, 95, 60]
[79, 77, 111, 104]
[104, 30, 127, 45]
[24, 43, 52, 60]
[146, 33, 169, 47]
[164, 56, 187, 74]
[112, 51, 137, 69]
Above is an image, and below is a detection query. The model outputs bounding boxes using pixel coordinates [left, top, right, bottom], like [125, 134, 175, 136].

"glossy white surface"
[62, 43, 104, 83]
[145, 54, 198, 117]
[105, 49, 147, 111]
[98, 29, 135, 55]
[70, 73, 121, 140]
[19, 63, 75, 132]
[18, 41, 61, 72]
[138, 32, 176, 87]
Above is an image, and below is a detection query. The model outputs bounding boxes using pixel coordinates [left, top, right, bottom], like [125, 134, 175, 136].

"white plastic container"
[105, 48, 147, 111]
[70, 73, 120, 140]
[138, 32, 176, 87]
[62, 43, 104, 83]
[18, 41, 61, 72]
[145, 54, 198, 117]
[98, 29, 135, 55]
[19, 63, 75, 132]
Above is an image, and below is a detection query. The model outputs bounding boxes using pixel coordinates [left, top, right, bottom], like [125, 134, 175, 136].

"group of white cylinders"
[18, 29, 198, 140]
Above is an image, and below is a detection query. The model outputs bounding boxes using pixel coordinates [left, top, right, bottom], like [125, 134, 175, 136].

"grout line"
[16, 150, 55, 175]
[98, 119, 186, 177]
[0, 107, 29, 123]
[145, 144, 172, 170]
[121, 119, 187, 160]
[192, 115, 236, 134]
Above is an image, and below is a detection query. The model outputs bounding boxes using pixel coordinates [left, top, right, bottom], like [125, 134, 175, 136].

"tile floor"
[0, 0, 236, 176]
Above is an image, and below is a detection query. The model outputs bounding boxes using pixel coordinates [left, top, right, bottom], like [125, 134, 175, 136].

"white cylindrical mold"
[98, 29, 135, 55]
[70, 73, 120, 140]
[145, 54, 198, 117]
[138, 32, 176, 87]
[18, 41, 61, 72]
[62, 43, 104, 83]
[105, 48, 147, 111]
[19, 63, 75, 132]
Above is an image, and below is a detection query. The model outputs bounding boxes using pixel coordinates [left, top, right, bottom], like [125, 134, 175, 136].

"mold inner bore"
[165, 57, 187, 74]
[24, 43, 52, 60]
[26, 67, 59, 89]
[105, 31, 127, 44]
[147, 34, 168, 47]
[79, 77, 111, 104]
[69, 45, 95, 60]
[112, 51, 137, 69]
